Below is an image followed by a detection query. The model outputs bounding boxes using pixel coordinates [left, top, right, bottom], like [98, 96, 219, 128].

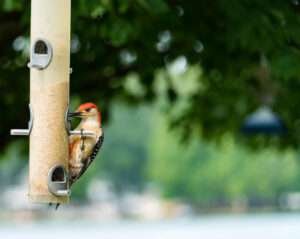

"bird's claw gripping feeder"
[10, 0, 93, 204]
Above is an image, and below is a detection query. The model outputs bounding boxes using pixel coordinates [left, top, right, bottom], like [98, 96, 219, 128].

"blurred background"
[2, 0, 300, 238]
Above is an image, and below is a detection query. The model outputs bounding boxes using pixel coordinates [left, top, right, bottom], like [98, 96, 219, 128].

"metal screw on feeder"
[65, 109, 95, 137]
[241, 106, 286, 135]
[10, 105, 33, 136]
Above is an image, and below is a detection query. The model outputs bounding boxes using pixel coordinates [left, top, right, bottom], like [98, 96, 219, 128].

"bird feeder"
[10, 0, 93, 204]
[241, 106, 286, 135]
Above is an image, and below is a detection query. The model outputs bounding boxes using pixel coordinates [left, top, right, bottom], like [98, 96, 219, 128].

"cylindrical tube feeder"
[28, 0, 71, 203]
[10, 0, 95, 204]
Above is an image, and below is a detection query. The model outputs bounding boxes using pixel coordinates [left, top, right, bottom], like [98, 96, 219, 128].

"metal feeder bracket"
[65, 108, 95, 137]
[48, 165, 70, 197]
[10, 104, 33, 136]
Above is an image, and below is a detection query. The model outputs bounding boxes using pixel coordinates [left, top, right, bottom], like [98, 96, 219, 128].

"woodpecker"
[49, 102, 103, 209]
[68, 102, 104, 186]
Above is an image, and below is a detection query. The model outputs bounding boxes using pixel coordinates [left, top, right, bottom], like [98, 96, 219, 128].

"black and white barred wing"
[70, 130, 104, 186]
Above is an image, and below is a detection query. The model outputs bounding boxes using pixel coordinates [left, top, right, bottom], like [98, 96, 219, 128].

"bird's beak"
[68, 111, 83, 118]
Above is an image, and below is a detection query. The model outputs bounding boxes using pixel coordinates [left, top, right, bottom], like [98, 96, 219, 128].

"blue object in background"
[241, 106, 286, 135]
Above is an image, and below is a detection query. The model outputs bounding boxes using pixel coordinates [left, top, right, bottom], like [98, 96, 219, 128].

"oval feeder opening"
[48, 165, 70, 197]
[34, 40, 49, 55]
[51, 166, 66, 182]
[28, 39, 53, 70]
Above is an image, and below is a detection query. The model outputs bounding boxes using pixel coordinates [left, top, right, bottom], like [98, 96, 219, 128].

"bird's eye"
[86, 108, 91, 112]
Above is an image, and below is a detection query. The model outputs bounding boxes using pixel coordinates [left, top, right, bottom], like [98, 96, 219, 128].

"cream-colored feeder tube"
[29, 0, 71, 203]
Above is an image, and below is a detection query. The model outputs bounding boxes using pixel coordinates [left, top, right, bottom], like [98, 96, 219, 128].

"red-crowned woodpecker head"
[69, 102, 101, 124]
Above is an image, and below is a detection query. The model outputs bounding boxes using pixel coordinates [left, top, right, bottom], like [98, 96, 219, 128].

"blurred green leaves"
[94, 103, 152, 194]
[0, 0, 22, 11]
[148, 113, 300, 207]
[1, 1, 300, 148]
[0, 140, 27, 188]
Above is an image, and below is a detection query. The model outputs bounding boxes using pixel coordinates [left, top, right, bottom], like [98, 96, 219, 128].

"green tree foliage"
[95, 103, 151, 194]
[0, 140, 27, 189]
[1, 0, 300, 150]
[148, 112, 300, 207]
